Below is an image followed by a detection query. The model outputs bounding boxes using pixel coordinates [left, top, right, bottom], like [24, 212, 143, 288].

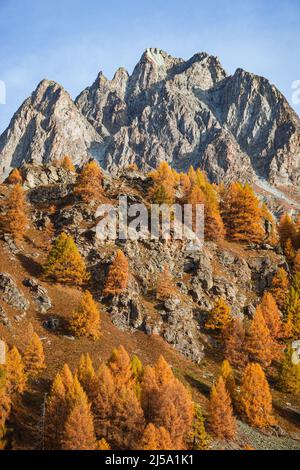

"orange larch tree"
[220, 360, 236, 400]
[239, 363, 274, 428]
[148, 162, 176, 205]
[224, 318, 247, 369]
[283, 238, 296, 265]
[220, 182, 265, 244]
[245, 306, 274, 368]
[208, 376, 236, 440]
[258, 292, 282, 339]
[23, 332, 46, 378]
[107, 345, 134, 391]
[103, 250, 129, 297]
[75, 353, 96, 399]
[45, 364, 75, 449]
[70, 291, 101, 340]
[205, 298, 232, 332]
[270, 268, 289, 310]
[278, 213, 296, 248]
[43, 232, 90, 285]
[61, 155, 75, 172]
[141, 356, 193, 449]
[138, 423, 173, 450]
[61, 382, 96, 450]
[75, 161, 103, 203]
[5, 184, 28, 242]
[92, 364, 115, 439]
[6, 346, 26, 396]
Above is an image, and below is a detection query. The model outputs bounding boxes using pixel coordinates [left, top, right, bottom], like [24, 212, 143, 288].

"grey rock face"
[0, 80, 108, 181]
[0, 273, 30, 311]
[22, 164, 76, 189]
[161, 298, 204, 364]
[0, 49, 299, 185]
[76, 48, 299, 184]
[23, 278, 52, 314]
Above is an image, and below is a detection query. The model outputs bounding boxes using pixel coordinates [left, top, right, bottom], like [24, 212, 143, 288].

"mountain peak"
[0, 78, 105, 180]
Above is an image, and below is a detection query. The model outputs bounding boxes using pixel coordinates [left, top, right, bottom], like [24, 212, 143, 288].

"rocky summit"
[0, 48, 299, 185]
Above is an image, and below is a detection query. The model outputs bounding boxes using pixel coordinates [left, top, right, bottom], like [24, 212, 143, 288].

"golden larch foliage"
[61, 382, 96, 450]
[224, 318, 247, 369]
[92, 364, 115, 439]
[221, 182, 264, 243]
[61, 155, 75, 172]
[205, 298, 232, 332]
[208, 376, 236, 440]
[188, 404, 210, 450]
[284, 287, 300, 338]
[23, 333, 46, 378]
[43, 232, 89, 285]
[0, 366, 11, 449]
[245, 306, 274, 367]
[75, 353, 96, 398]
[186, 168, 225, 241]
[108, 345, 134, 391]
[148, 162, 176, 205]
[109, 386, 145, 450]
[283, 238, 296, 265]
[138, 423, 173, 450]
[141, 356, 193, 449]
[293, 250, 300, 273]
[270, 268, 289, 310]
[75, 161, 103, 203]
[220, 360, 236, 399]
[258, 292, 282, 339]
[103, 249, 129, 297]
[45, 364, 74, 449]
[7, 168, 23, 185]
[70, 291, 101, 339]
[6, 347, 26, 395]
[5, 184, 28, 242]
[278, 213, 296, 248]
[97, 438, 111, 450]
[239, 363, 274, 428]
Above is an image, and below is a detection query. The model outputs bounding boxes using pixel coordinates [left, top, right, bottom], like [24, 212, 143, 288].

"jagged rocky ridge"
[0, 48, 299, 185]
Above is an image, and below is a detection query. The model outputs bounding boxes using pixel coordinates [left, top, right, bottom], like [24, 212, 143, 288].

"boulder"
[23, 278, 52, 313]
[0, 273, 29, 311]
[0, 305, 11, 329]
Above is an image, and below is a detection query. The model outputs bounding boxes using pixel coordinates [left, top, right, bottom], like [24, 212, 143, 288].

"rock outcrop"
[0, 80, 108, 180]
[0, 273, 29, 311]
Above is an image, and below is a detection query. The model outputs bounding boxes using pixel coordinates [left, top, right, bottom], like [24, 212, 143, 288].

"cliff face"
[1, 48, 299, 185]
[0, 80, 108, 180]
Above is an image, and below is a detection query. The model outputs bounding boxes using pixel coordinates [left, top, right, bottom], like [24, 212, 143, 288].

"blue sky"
[0, 0, 299, 133]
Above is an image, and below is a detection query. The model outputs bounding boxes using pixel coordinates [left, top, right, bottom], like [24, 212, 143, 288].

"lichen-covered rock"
[0, 273, 29, 311]
[23, 278, 52, 314]
[161, 298, 204, 364]
[0, 305, 11, 329]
